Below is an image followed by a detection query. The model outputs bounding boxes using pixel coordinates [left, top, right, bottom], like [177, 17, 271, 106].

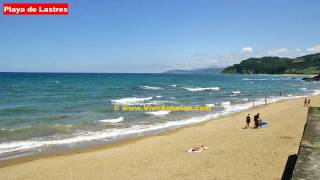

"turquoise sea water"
[0, 73, 319, 159]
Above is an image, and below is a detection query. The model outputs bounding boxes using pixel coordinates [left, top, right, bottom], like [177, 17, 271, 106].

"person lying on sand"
[187, 145, 208, 153]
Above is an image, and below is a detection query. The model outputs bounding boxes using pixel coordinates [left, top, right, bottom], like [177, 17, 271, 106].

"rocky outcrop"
[302, 74, 320, 81]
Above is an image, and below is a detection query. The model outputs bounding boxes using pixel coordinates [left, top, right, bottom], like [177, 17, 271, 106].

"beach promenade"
[0, 96, 318, 180]
[291, 107, 320, 179]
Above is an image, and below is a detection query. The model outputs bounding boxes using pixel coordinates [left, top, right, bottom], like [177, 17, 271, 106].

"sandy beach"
[0, 96, 318, 180]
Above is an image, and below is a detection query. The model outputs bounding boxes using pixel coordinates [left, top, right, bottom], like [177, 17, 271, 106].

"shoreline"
[0, 109, 255, 167]
[0, 94, 312, 165]
[276, 74, 317, 76]
[0, 95, 318, 179]
[220, 73, 317, 76]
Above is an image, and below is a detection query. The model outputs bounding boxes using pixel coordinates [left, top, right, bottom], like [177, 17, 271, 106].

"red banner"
[3, 3, 69, 15]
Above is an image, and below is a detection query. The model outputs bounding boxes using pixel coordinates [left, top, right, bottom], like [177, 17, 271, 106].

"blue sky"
[1, 0, 320, 73]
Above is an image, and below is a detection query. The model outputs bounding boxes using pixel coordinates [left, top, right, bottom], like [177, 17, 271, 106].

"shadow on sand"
[281, 154, 297, 180]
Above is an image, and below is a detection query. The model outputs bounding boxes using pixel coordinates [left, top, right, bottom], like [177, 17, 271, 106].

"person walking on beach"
[308, 99, 311, 106]
[304, 98, 308, 107]
[245, 114, 251, 128]
[265, 98, 267, 105]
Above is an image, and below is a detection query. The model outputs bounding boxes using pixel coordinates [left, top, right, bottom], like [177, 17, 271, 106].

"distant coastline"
[163, 67, 223, 74]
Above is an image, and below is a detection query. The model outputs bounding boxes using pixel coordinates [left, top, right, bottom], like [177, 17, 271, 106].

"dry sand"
[0, 96, 318, 180]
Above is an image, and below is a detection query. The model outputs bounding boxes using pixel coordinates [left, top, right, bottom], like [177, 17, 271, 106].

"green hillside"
[222, 53, 320, 75]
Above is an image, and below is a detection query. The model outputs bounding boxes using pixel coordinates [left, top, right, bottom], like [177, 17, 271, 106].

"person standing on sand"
[265, 98, 267, 105]
[245, 114, 251, 128]
[304, 98, 308, 107]
[308, 99, 311, 106]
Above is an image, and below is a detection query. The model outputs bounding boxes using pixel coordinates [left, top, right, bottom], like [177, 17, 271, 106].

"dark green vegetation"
[222, 53, 320, 75]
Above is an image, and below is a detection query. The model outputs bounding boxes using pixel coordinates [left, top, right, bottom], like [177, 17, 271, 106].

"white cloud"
[241, 47, 253, 53]
[268, 48, 290, 56]
[307, 45, 320, 53]
[169, 45, 318, 70]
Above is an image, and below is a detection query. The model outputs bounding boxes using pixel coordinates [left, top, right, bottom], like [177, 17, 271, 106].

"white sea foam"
[299, 89, 320, 96]
[183, 87, 220, 92]
[220, 98, 269, 114]
[99, 117, 124, 123]
[312, 90, 320, 96]
[219, 96, 300, 114]
[243, 78, 267, 81]
[140, 86, 162, 90]
[146, 100, 177, 105]
[0, 113, 218, 156]
[111, 97, 152, 105]
[145, 111, 171, 116]
[221, 102, 253, 114]
[54, 124, 73, 128]
[270, 78, 290, 81]
[232, 91, 241, 94]
[205, 104, 215, 107]
[220, 101, 231, 106]
[156, 95, 162, 98]
[0, 126, 33, 132]
[169, 85, 177, 87]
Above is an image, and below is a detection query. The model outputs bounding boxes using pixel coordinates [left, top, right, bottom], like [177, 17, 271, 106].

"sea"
[0, 72, 319, 160]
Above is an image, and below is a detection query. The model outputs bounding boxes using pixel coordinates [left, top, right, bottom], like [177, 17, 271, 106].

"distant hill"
[164, 67, 224, 74]
[222, 53, 320, 75]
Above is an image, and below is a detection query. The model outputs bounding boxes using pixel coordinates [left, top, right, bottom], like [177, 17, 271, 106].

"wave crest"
[183, 87, 220, 92]
[140, 86, 162, 90]
[111, 97, 152, 105]
[99, 117, 124, 123]
[145, 111, 171, 116]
